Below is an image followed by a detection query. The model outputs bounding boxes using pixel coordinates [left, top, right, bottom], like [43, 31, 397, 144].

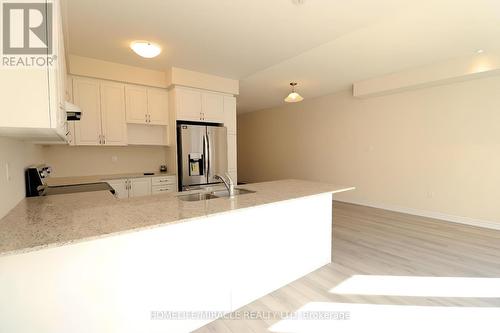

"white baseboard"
[334, 198, 500, 231]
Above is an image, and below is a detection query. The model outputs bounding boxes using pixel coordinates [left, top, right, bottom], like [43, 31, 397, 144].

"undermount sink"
[212, 188, 256, 198]
[177, 188, 256, 202]
[177, 192, 217, 202]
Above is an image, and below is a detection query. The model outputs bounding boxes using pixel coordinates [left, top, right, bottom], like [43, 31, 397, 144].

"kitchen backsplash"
[42, 145, 171, 177]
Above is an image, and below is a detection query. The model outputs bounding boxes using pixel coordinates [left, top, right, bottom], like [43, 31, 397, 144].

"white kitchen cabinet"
[129, 178, 152, 198]
[176, 88, 203, 121]
[151, 175, 176, 186]
[125, 85, 148, 124]
[152, 175, 177, 195]
[0, 0, 67, 142]
[174, 87, 227, 123]
[127, 124, 169, 146]
[100, 81, 127, 146]
[107, 176, 175, 199]
[223, 96, 237, 134]
[148, 88, 169, 125]
[106, 179, 129, 199]
[73, 78, 102, 145]
[202, 92, 224, 123]
[152, 185, 177, 195]
[125, 85, 168, 125]
[73, 77, 127, 146]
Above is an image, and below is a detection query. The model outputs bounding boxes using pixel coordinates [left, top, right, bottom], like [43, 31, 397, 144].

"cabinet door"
[129, 178, 152, 198]
[147, 88, 169, 125]
[176, 88, 202, 121]
[223, 96, 237, 134]
[125, 85, 148, 124]
[100, 81, 127, 146]
[73, 77, 102, 145]
[202, 92, 224, 123]
[106, 179, 129, 199]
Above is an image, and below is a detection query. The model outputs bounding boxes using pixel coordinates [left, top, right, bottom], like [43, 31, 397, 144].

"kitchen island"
[0, 179, 353, 333]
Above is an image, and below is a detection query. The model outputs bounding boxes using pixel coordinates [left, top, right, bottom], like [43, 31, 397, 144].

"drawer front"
[152, 184, 176, 195]
[152, 176, 176, 186]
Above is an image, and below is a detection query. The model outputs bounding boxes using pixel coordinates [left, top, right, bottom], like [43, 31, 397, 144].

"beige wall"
[0, 138, 44, 219]
[0, 141, 172, 219]
[42, 145, 170, 177]
[238, 75, 500, 223]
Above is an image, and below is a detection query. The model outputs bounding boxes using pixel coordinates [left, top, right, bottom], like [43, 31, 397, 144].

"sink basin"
[212, 188, 256, 198]
[177, 192, 217, 202]
[177, 188, 256, 202]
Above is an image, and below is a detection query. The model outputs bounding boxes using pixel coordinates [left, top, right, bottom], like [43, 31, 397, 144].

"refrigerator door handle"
[206, 132, 210, 177]
[203, 132, 209, 178]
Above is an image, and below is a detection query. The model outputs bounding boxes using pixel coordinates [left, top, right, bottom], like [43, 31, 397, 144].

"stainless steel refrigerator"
[177, 123, 228, 191]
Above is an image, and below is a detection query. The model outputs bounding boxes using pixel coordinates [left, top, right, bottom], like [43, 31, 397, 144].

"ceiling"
[64, 0, 500, 113]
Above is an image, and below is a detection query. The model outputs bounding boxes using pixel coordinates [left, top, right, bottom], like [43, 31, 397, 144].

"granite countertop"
[46, 172, 176, 187]
[0, 180, 354, 257]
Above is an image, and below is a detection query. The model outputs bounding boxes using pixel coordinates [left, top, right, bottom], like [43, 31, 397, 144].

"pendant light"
[284, 82, 304, 103]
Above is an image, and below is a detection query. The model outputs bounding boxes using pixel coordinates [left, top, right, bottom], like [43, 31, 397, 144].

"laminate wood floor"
[194, 201, 500, 333]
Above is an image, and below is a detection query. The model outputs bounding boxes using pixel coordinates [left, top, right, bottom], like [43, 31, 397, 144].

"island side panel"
[0, 193, 333, 333]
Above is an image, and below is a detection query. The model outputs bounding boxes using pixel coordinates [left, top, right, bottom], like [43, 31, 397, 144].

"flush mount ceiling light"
[284, 82, 304, 103]
[130, 41, 161, 58]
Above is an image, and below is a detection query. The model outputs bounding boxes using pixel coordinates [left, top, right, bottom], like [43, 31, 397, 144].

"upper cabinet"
[71, 77, 171, 146]
[73, 77, 127, 146]
[148, 88, 169, 125]
[202, 92, 224, 123]
[0, 0, 67, 142]
[100, 81, 127, 146]
[73, 78, 102, 145]
[125, 85, 169, 125]
[125, 85, 148, 124]
[176, 88, 203, 121]
[175, 87, 227, 123]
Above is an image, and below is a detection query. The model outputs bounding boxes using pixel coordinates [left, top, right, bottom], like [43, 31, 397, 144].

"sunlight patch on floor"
[330, 275, 500, 297]
[269, 301, 500, 333]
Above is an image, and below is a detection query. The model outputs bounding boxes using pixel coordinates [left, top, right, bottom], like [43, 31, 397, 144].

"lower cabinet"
[151, 175, 177, 195]
[106, 179, 129, 199]
[129, 178, 152, 198]
[107, 175, 176, 199]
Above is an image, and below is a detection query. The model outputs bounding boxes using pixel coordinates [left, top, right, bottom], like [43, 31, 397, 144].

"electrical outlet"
[111, 156, 118, 163]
